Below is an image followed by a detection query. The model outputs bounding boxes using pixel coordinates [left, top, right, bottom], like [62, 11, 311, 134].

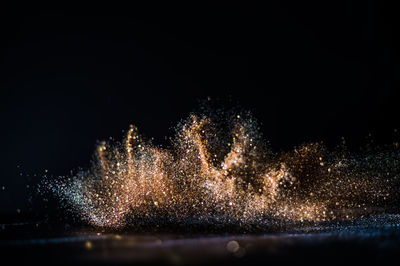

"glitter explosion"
[46, 109, 400, 229]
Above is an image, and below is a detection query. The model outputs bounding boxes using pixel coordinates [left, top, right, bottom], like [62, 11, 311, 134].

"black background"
[0, 3, 398, 214]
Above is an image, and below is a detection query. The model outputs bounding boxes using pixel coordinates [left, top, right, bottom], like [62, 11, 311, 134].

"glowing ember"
[45, 109, 400, 228]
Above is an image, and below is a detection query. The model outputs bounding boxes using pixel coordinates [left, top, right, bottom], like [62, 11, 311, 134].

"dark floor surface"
[1, 215, 400, 265]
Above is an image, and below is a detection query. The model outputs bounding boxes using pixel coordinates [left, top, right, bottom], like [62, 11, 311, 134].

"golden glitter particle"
[47, 109, 400, 229]
[85, 241, 93, 250]
[227, 240, 240, 253]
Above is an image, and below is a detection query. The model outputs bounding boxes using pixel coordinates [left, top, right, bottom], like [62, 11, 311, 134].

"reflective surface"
[2, 215, 400, 265]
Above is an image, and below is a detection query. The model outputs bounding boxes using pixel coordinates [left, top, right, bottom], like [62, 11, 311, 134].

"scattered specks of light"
[40, 107, 400, 230]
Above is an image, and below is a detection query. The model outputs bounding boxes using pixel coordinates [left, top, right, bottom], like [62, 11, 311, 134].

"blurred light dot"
[85, 241, 92, 250]
[227, 240, 240, 253]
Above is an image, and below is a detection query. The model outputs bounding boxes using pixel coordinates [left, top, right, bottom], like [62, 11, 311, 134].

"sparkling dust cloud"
[45, 109, 400, 229]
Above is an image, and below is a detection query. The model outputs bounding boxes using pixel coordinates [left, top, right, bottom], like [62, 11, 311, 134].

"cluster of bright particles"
[47, 111, 400, 228]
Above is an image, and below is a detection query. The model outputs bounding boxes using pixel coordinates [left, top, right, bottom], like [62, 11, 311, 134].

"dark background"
[0, 3, 398, 215]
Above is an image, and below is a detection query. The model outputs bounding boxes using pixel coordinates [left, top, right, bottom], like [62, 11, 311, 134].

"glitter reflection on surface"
[44, 109, 400, 229]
